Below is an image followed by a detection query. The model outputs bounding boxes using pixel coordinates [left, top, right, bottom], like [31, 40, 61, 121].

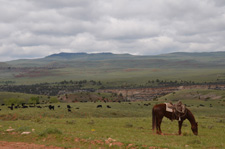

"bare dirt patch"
[0, 141, 65, 149]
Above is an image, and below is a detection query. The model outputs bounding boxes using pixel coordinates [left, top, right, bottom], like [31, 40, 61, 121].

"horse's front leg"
[178, 120, 183, 135]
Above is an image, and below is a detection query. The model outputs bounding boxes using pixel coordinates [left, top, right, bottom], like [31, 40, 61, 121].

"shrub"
[17, 126, 31, 132]
[39, 128, 62, 137]
[66, 120, 76, 124]
[28, 97, 40, 104]
[125, 123, 133, 128]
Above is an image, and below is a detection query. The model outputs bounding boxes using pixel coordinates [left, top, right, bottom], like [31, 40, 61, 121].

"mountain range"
[2, 51, 225, 68]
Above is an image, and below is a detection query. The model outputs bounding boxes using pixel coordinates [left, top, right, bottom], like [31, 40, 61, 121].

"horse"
[152, 103, 198, 135]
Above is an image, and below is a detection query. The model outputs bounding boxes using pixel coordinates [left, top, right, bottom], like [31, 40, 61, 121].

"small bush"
[66, 120, 76, 124]
[17, 126, 31, 132]
[125, 123, 133, 128]
[183, 132, 191, 136]
[216, 119, 225, 123]
[39, 128, 62, 137]
[87, 120, 95, 125]
[208, 125, 214, 129]
[32, 118, 42, 123]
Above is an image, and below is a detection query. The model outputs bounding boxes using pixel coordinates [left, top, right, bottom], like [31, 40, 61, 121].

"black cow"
[48, 105, 54, 110]
[96, 105, 102, 108]
[8, 106, 13, 110]
[107, 105, 111, 108]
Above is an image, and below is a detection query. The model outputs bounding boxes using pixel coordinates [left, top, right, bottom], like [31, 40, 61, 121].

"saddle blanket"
[165, 103, 174, 113]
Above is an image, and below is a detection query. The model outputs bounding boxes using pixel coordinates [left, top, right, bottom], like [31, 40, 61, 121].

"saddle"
[165, 101, 186, 121]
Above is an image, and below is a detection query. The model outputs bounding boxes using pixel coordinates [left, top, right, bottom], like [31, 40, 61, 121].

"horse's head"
[191, 122, 198, 135]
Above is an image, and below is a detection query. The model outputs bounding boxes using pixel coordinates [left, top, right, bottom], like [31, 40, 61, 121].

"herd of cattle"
[0, 102, 152, 112]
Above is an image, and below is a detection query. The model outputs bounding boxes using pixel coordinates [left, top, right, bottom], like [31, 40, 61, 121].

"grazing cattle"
[1, 104, 5, 106]
[144, 103, 151, 106]
[76, 107, 79, 109]
[68, 108, 72, 112]
[58, 105, 60, 108]
[107, 105, 111, 108]
[67, 105, 71, 108]
[48, 105, 54, 110]
[37, 106, 42, 108]
[22, 106, 28, 108]
[96, 105, 102, 108]
[8, 106, 13, 110]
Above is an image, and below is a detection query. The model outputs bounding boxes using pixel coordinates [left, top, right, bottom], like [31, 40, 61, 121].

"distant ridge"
[166, 51, 225, 57]
[4, 51, 225, 68]
[46, 52, 132, 57]
[45, 52, 134, 61]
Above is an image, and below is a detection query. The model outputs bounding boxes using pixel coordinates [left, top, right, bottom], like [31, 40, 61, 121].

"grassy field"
[0, 89, 225, 148]
[1, 68, 225, 86]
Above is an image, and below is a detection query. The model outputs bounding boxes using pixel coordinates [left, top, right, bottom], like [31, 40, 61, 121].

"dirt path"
[0, 141, 65, 149]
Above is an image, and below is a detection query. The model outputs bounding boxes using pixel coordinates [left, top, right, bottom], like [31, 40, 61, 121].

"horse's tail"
[152, 107, 156, 130]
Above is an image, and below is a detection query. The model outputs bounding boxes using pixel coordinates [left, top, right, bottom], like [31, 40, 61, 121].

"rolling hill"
[1, 51, 225, 85]
[5, 51, 225, 68]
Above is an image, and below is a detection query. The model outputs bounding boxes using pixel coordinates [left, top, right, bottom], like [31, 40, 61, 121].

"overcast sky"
[0, 0, 225, 61]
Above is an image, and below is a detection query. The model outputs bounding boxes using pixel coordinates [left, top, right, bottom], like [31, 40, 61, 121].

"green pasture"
[0, 89, 225, 148]
[0, 92, 51, 105]
[1, 68, 225, 86]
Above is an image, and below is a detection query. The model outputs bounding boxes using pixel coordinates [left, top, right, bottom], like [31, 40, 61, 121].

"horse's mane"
[186, 108, 197, 124]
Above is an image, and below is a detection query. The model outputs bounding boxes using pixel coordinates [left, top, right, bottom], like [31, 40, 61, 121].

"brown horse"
[152, 103, 198, 135]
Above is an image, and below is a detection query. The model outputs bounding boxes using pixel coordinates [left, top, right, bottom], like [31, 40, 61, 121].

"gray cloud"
[0, 0, 225, 61]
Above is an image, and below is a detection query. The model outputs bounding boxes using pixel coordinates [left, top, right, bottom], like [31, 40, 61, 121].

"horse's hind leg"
[156, 117, 163, 134]
[158, 118, 163, 134]
[156, 117, 160, 134]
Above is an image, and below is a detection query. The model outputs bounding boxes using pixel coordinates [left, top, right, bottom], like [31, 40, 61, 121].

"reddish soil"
[0, 140, 158, 149]
[0, 141, 64, 149]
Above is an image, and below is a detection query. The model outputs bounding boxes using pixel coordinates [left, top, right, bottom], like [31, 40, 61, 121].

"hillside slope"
[5, 51, 225, 68]
[1, 51, 225, 85]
